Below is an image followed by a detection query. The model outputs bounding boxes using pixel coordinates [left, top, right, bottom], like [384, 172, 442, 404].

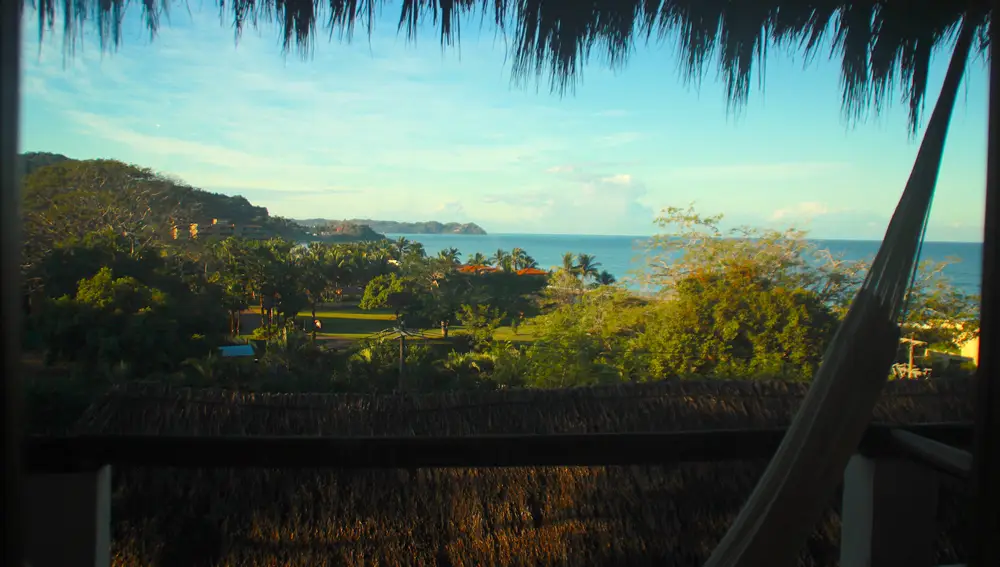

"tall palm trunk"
[311, 301, 318, 342]
[259, 293, 268, 337]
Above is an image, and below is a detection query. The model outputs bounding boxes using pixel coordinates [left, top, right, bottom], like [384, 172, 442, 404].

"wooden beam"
[26, 430, 792, 472]
[24, 423, 972, 473]
[970, 2, 1000, 567]
[0, 0, 23, 565]
[890, 429, 973, 478]
[841, 455, 940, 567]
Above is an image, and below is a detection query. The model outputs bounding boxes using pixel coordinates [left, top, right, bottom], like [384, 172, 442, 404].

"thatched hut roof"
[31, 0, 992, 133]
[80, 380, 974, 566]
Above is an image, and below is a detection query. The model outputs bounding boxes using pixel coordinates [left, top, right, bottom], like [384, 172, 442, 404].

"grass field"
[240, 303, 537, 343]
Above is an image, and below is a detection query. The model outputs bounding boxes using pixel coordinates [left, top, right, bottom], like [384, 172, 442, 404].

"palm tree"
[295, 243, 332, 341]
[407, 241, 426, 259]
[511, 247, 528, 270]
[561, 252, 577, 276]
[391, 237, 409, 261]
[520, 254, 539, 269]
[491, 248, 511, 271]
[468, 252, 488, 266]
[596, 270, 617, 286]
[575, 253, 602, 281]
[437, 247, 461, 264]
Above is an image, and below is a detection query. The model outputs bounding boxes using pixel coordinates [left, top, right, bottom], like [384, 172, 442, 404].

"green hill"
[297, 218, 487, 235]
[19, 151, 73, 176]
[302, 221, 386, 242]
[19, 154, 308, 259]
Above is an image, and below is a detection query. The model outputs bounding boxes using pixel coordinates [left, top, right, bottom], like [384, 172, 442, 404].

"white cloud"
[433, 200, 467, 217]
[21, 7, 587, 200]
[600, 174, 633, 185]
[770, 201, 851, 221]
[65, 111, 263, 169]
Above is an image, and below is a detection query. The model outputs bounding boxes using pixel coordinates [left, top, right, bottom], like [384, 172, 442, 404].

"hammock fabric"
[704, 20, 977, 567]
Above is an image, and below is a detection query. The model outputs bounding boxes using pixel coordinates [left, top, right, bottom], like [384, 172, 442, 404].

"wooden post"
[398, 334, 406, 390]
[1, 0, 23, 564]
[971, 3, 1000, 565]
[908, 342, 915, 377]
[24, 466, 112, 567]
[841, 455, 940, 567]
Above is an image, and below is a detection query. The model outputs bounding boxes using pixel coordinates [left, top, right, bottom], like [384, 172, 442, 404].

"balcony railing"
[23, 422, 973, 567]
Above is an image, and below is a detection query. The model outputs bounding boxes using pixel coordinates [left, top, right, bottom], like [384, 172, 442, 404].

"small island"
[302, 221, 386, 243]
[297, 218, 487, 235]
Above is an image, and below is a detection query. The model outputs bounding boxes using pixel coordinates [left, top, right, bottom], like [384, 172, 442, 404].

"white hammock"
[704, 19, 978, 567]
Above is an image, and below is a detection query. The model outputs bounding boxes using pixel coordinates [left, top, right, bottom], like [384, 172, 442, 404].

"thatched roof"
[30, 0, 991, 133]
[79, 379, 975, 566]
[76, 377, 975, 436]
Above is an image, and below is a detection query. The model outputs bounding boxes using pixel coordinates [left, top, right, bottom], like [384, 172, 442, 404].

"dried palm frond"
[74, 378, 974, 436]
[26, 0, 991, 134]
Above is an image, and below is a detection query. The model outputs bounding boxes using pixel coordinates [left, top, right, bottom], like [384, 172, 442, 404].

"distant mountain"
[296, 218, 487, 235]
[302, 221, 386, 243]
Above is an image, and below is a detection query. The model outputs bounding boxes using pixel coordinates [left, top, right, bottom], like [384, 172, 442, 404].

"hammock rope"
[704, 18, 977, 567]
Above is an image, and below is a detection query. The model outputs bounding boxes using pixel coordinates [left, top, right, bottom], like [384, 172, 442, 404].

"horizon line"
[386, 231, 985, 245]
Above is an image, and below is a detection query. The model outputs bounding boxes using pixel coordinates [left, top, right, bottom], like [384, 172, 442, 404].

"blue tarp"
[218, 344, 255, 358]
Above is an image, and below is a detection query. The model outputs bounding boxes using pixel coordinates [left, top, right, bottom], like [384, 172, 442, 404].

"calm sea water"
[387, 233, 984, 295]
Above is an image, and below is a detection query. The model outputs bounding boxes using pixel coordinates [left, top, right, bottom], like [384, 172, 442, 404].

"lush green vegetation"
[20, 160, 980, 432]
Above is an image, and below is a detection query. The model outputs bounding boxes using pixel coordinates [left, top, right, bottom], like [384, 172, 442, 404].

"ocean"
[386, 233, 984, 295]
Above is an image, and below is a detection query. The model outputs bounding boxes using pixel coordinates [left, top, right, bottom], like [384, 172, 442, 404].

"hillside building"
[171, 218, 269, 241]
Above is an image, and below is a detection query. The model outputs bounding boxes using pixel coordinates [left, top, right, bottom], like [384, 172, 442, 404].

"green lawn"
[242, 304, 538, 344]
[415, 322, 538, 343]
[308, 306, 396, 321]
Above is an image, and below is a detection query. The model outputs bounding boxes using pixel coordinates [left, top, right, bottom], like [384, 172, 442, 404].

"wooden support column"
[1, 0, 22, 565]
[840, 455, 940, 567]
[24, 467, 112, 567]
[970, 2, 1000, 566]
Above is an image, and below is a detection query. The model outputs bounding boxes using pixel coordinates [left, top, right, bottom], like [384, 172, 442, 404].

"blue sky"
[19, 4, 990, 240]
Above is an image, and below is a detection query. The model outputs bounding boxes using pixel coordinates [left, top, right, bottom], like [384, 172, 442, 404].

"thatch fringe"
[26, 0, 992, 133]
[81, 378, 974, 566]
[75, 377, 975, 436]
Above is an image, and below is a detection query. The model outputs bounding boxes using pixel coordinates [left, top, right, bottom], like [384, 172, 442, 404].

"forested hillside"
[19, 154, 306, 278]
[19, 151, 72, 175]
[22, 153, 273, 222]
